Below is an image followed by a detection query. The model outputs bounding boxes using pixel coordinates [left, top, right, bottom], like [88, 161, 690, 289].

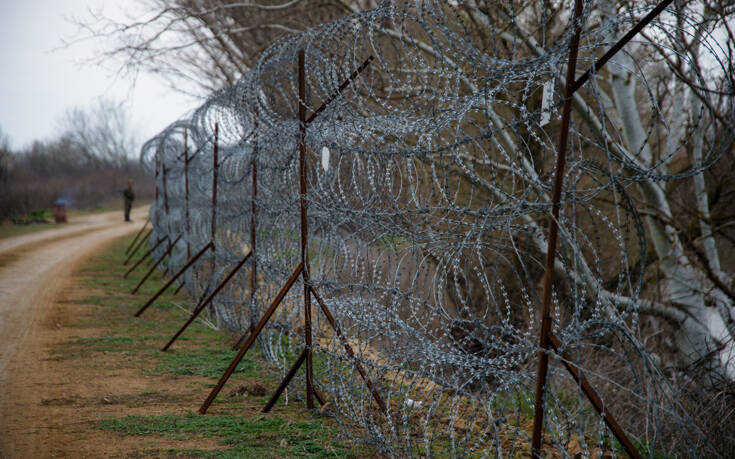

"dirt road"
[0, 208, 148, 457]
[0, 206, 374, 458]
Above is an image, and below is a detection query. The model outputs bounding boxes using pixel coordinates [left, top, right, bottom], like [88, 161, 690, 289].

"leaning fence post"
[199, 263, 304, 414]
[212, 123, 218, 244]
[125, 218, 150, 256]
[135, 241, 214, 317]
[125, 235, 166, 278]
[124, 228, 154, 266]
[131, 233, 182, 295]
[162, 250, 252, 351]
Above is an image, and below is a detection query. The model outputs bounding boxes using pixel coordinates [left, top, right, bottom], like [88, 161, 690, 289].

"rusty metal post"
[162, 250, 252, 351]
[530, 1, 674, 456]
[171, 128, 191, 298]
[548, 333, 642, 459]
[298, 49, 315, 410]
[212, 123, 218, 243]
[263, 348, 309, 412]
[531, 0, 585, 456]
[155, 153, 159, 202]
[310, 286, 387, 414]
[200, 263, 304, 414]
[163, 165, 169, 216]
[131, 233, 182, 295]
[124, 228, 154, 266]
[125, 235, 167, 278]
[173, 279, 186, 296]
[205, 53, 373, 414]
[569, 0, 674, 94]
[152, 152, 160, 261]
[205, 123, 219, 311]
[125, 218, 150, 255]
[134, 241, 214, 317]
[250, 112, 258, 333]
[305, 55, 374, 126]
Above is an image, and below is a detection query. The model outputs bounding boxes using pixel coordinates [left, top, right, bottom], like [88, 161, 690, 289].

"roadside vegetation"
[62, 233, 375, 457]
[0, 100, 152, 224]
[0, 202, 150, 240]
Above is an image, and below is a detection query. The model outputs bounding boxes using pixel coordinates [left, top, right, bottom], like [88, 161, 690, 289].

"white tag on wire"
[321, 146, 330, 171]
[540, 80, 554, 126]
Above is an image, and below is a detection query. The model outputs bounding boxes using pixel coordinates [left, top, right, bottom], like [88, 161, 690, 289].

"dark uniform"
[123, 182, 135, 222]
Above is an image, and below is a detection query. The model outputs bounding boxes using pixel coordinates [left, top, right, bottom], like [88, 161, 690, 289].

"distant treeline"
[0, 136, 152, 221]
[0, 99, 153, 221]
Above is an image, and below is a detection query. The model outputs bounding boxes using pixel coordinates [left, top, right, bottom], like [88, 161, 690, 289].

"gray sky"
[0, 0, 195, 152]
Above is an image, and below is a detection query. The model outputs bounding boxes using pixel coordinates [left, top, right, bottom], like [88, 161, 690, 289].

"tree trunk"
[603, 2, 735, 383]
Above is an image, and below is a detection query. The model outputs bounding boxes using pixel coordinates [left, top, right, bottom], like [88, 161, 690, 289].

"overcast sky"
[0, 0, 196, 152]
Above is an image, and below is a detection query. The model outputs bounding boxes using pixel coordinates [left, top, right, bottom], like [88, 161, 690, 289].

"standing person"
[123, 179, 135, 222]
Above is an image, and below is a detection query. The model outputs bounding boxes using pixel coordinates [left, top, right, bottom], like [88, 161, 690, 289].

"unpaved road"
[0, 207, 148, 456]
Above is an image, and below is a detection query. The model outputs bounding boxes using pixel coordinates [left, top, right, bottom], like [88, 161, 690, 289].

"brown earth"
[0, 207, 163, 458]
[0, 208, 368, 459]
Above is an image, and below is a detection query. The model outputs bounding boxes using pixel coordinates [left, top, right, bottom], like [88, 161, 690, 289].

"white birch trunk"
[602, 1, 735, 383]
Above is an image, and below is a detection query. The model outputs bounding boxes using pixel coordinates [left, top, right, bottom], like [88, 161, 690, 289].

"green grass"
[151, 348, 261, 379]
[69, 232, 374, 457]
[66, 335, 159, 350]
[98, 413, 363, 458]
[0, 220, 55, 239]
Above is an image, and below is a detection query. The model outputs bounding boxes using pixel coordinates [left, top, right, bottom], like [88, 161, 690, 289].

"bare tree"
[0, 125, 11, 183]
[76, 0, 368, 95]
[60, 98, 138, 169]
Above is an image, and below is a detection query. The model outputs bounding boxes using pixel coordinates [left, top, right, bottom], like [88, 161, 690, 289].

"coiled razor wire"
[137, 1, 734, 456]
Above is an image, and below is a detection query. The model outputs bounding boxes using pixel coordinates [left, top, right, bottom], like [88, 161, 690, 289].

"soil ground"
[0, 210, 371, 458]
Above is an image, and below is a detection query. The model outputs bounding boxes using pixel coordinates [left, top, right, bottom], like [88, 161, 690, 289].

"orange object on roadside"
[53, 199, 67, 223]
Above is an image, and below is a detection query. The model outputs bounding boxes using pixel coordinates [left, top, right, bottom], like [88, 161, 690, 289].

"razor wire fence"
[132, 0, 734, 456]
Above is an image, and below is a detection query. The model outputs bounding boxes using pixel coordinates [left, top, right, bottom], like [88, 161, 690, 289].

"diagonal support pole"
[199, 262, 304, 414]
[176, 131, 213, 162]
[173, 280, 186, 296]
[262, 348, 309, 413]
[125, 235, 167, 278]
[548, 333, 641, 459]
[305, 55, 374, 126]
[131, 233, 182, 295]
[231, 325, 251, 351]
[134, 241, 213, 317]
[310, 286, 387, 414]
[162, 250, 252, 351]
[125, 218, 150, 255]
[569, 0, 674, 94]
[123, 229, 155, 266]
